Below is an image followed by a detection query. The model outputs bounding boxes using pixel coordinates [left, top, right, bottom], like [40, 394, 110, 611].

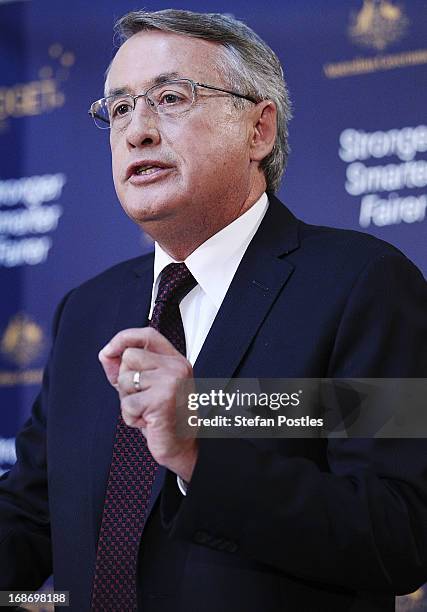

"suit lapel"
[193, 196, 300, 381]
[91, 197, 300, 541]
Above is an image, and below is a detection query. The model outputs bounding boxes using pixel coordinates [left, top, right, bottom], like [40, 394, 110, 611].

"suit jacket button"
[194, 530, 210, 544]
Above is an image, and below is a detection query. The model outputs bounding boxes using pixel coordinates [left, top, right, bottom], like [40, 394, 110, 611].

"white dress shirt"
[149, 192, 269, 366]
[149, 192, 269, 495]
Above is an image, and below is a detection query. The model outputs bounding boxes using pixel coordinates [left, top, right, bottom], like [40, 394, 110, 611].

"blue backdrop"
[1, 0, 426, 606]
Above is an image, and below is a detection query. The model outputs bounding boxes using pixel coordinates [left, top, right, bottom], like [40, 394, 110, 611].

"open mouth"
[134, 165, 161, 176]
[126, 161, 173, 183]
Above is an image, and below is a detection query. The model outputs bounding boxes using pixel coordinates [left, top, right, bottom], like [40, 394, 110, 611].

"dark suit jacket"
[1, 196, 427, 611]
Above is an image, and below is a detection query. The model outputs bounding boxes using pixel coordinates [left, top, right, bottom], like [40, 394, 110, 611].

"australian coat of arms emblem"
[0, 313, 44, 367]
[349, 0, 409, 51]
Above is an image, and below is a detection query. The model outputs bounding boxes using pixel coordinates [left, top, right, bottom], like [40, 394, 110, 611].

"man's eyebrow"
[105, 72, 183, 97]
[105, 87, 128, 97]
[152, 72, 182, 85]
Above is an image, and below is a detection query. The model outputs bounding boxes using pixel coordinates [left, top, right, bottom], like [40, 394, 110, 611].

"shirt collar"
[151, 192, 269, 312]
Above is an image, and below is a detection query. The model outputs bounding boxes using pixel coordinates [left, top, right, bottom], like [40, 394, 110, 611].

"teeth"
[135, 165, 157, 175]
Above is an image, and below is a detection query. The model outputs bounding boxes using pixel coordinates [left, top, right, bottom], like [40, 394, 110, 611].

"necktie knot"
[155, 262, 197, 305]
[150, 262, 197, 356]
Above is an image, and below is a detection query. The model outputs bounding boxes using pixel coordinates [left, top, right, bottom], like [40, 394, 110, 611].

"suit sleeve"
[0, 293, 71, 590]
[161, 250, 427, 595]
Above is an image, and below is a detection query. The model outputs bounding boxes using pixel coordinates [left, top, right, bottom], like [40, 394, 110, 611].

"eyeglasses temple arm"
[195, 82, 257, 104]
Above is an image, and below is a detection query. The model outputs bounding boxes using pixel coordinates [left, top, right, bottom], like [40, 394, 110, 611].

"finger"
[98, 351, 121, 387]
[121, 391, 150, 428]
[100, 327, 179, 361]
[117, 370, 153, 397]
[122, 411, 147, 429]
[99, 328, 185, 387]
[120, 347, 171, 373]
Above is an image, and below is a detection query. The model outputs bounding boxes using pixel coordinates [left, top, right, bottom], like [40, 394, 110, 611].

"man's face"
[107, 30, 259, 241]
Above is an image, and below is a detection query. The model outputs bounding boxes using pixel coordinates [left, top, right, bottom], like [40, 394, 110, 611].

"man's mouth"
[126, 161, 173, 181]
[134, 165, 160, 176]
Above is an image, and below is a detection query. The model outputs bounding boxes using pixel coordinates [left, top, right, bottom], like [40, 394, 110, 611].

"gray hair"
[113, 9, 292, 193]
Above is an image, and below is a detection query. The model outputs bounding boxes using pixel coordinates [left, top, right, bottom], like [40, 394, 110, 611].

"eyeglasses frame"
[88, 78, 258, 129]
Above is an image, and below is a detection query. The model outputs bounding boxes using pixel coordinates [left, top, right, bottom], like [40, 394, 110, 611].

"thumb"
[98, 344, 121, 387]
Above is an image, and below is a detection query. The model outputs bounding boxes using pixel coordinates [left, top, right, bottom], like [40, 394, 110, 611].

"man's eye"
[111, 102, 132, 117]
[158, 92, 183, 105]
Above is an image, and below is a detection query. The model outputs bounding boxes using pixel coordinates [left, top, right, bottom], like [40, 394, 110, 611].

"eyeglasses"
[88, 78, 258, 130]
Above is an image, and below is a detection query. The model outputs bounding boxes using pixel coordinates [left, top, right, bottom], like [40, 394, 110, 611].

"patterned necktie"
[91, 263, 197, 611]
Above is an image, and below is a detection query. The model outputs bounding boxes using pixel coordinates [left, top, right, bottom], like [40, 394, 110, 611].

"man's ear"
[249, 101, 277, 162]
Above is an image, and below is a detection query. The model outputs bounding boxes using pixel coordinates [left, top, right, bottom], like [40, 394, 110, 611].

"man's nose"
[125, 100, 161, 148]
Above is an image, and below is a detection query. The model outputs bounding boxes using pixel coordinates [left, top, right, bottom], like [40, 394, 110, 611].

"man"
[1, 8, 427, 612]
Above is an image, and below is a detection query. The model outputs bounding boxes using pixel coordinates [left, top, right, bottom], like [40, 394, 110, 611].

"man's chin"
[124, 204, 176, 227]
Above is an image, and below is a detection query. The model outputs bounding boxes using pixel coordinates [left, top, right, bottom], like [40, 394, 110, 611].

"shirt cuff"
[177, 475, 188, 496]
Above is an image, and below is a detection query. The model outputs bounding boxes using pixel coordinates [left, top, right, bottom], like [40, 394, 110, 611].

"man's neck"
[144, 189, 267, 261]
